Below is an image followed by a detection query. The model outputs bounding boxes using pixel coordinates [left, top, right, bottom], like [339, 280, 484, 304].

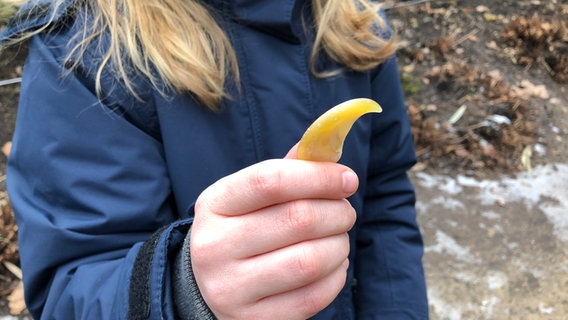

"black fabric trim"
[128, 225, 169, 320]
[173, 229, 216, 319]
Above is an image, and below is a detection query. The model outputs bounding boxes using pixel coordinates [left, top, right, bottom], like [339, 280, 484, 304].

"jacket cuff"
[173, 228, 216, 319]
[127, 219, 201, 319]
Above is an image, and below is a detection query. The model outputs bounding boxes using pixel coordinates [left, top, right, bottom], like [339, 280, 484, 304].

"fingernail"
[342, 171, 359, 193]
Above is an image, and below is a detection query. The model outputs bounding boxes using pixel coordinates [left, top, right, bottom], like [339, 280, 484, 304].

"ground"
[389, 0, 568, 319]
[0, 0, 567, 319]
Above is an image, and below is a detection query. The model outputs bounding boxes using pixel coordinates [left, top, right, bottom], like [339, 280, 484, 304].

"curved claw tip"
[297, 98, 382, 162]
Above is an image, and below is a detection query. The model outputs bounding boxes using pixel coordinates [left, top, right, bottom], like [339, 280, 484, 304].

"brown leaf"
[512, 80, 550, 100]
[411, 162, 427, 172]
[454, 147, 471, 158]
[8, 281, 27, 315]
[2, 141, 11, 157]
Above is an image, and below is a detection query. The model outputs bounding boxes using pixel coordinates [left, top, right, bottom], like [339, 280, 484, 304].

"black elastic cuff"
[173, 229, 216, 320]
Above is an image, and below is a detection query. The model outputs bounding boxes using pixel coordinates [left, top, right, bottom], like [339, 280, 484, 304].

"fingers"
[238, 233, 351, 299]
[197, 159, 359, 217]
[252, 259, 350, 319]
[197, 235, 351, 320]
[219, 198, 356, 258]
[191, 154, 359, 319]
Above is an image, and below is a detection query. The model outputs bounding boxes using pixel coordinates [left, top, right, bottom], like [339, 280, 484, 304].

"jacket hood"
[0, 0, 309, 44]
[211, 0, 308, 42]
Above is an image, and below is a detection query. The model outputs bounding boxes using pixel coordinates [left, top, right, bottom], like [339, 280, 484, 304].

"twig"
[537, 56, 554, 76]
[385, 0, 451, 10]
[415, 146, 431, 157]
[0, 77, 22, 86]
[453, 29, 480, 46]
[385, 0, 429, 9]
[3, 261, 23, 280]
[465, 121, 489, 131]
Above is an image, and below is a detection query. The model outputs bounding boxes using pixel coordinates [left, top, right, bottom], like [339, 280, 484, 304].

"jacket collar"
[211, 0, 308, 42]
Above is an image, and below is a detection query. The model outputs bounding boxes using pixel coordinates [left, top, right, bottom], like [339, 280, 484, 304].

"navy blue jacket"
[1, 0, 428, 318]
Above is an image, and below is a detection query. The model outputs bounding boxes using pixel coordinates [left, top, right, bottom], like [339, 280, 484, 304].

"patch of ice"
[507, 242, 519, 250]
[414, 172, 440, 189]
[530, 268, 544, 278]
[480, 296, 501, 318]
[447, 220, 458, 228]
[493, 224, 504, 234]
[486, 114, 512, 126]
[533, 143, 547, 157]
[438, 177, 463, 195]
[417, 163, 568, 242]
[486, 271, 508, 290]
[539, 302, 555, 315]
[427, 288, 466, 320]
[455, 271, 477, 283]
[491, 164, 568, 242]
[415, 201, 429, 216]
[481, 210, 500, 220]
[432, 196, 465, 210]
[456, 175, 479, 187]
[425, 230, 480, 263]
[415, 172, 463, 194]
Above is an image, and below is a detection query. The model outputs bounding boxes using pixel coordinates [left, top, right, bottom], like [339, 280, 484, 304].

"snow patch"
[425, 230, 480, 263]
[486, 271, 508, 290]
[415, 163, 568, 242]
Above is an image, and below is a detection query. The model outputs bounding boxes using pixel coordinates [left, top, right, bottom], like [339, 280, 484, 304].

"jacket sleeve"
[354, 56, 429, 319]
[7, 32, 199, 319]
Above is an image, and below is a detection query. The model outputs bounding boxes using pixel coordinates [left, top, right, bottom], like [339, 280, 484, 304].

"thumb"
[284, 143, 299, 159]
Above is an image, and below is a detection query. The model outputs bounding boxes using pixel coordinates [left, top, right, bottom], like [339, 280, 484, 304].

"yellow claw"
[297, 98, 382, 162]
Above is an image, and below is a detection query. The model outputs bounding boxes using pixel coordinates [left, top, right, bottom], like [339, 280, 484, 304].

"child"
[1, 0, 428, 318]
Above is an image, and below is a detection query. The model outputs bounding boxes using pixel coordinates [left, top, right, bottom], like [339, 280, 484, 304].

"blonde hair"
[17, 0, 397, 110]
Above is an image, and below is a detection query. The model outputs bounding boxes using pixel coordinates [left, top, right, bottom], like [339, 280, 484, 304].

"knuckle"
[189, 239, 211, 267]
[286, 200, 316, 232]
[292, 244, 320, 280]
[250, 162, 282, 197]
[302, 288, 328, 316]
[195, 179, 230, 216]
[342, 200, 357, 227]
[190, 234, 223, 268]
[339, 233, 351, 258]
[203, 281, 234, 311]
[194, 197, 208, 216]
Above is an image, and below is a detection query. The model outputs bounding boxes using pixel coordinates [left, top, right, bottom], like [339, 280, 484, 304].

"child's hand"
[191, 148, 358, 319]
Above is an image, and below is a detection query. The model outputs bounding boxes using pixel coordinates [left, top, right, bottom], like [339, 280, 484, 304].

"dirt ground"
[0, 0, 567, 318]
[388, 0, 568, 319]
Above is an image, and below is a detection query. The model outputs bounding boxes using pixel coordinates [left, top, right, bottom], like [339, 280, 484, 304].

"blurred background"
[1, 0, 567, 319]
[392, 1, 567, 319]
